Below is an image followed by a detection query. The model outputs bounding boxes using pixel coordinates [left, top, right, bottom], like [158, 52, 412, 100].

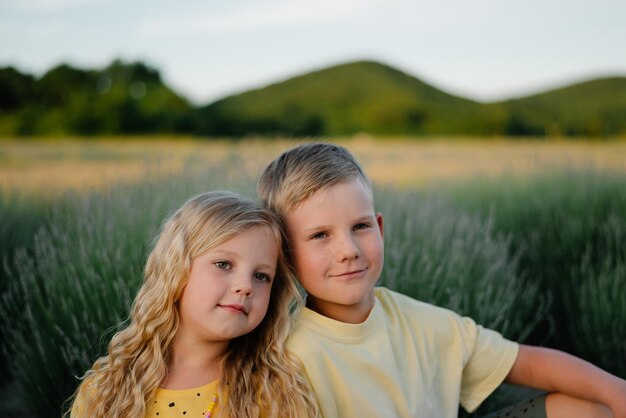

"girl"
[68, 191, 318, 417]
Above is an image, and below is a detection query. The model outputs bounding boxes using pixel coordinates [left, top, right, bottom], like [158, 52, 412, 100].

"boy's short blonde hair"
[258, 142, 371, 216]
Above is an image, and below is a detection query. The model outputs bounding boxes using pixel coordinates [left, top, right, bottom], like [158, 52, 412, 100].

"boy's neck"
[307, 290, 375, 324]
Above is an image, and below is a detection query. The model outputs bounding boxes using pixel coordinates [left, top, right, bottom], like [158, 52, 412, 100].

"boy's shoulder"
[290, 286, 470, 341]
[289, 287, 486, 357]
[374, 286, 464, 321]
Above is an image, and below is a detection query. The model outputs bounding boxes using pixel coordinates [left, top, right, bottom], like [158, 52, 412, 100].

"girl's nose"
[232, 274, 253, 296]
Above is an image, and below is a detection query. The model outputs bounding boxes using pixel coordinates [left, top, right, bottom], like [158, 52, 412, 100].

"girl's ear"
[375, 212, 384, 238]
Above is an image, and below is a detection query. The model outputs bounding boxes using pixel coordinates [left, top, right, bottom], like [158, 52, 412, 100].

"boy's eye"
[254, 272, 272, 283]
[214, 261, 231, 270]
[310, 231, 328, 240]
[354, 223, 370, 231]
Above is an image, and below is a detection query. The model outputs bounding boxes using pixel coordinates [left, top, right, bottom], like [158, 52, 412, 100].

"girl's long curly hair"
[68, 191, 318, 417]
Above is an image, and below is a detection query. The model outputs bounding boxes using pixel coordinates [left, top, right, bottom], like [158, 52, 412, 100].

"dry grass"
[350, 136, 626, 187]
[0, 137, 288, 197]
[1, 136, 626, 196]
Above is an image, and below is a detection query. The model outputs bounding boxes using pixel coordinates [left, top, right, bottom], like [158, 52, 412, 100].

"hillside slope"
[196, 61, 490, 136]
[197, 61, 626, 137]
[498, 77, 626, 136]
[0, 61, 192, 136]
[2, 59, 624, 137]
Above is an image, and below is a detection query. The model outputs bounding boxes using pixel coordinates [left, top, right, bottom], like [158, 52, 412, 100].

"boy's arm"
[506, 344, 626, 418]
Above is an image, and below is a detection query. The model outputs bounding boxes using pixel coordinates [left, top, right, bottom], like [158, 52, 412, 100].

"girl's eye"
[254, 272, 272, 283]
[214, 261, 231, 270]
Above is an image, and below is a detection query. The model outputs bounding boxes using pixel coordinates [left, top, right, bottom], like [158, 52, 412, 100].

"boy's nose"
[335, 235, 360, 262]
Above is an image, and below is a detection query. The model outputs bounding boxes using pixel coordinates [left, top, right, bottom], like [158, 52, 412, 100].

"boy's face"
[284, 178, 384, 323]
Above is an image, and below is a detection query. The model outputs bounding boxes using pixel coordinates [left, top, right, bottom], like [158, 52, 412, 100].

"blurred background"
[1, 0, 625, 417]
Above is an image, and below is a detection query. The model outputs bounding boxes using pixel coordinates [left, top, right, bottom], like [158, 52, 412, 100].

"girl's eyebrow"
[257, 262, 277, 272]
[206, 249, 236, 258]
[207, 249, 276, 269]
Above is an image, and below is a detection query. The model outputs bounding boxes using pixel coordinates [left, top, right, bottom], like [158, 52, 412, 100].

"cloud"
[138, 0, 382, 38]
[10, 0, 105, 12]
[0, 18, 65, 54]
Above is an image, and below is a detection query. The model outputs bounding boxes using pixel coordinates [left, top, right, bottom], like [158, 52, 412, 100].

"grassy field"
[1, 136, 625, 417]
[2, 136, 626, 195]
[0, 137, 284, 197]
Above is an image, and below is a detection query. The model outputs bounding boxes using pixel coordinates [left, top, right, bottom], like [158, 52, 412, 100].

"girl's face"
[177, 225, 278, 344]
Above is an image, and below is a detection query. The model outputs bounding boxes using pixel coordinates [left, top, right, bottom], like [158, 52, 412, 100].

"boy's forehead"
[294, 177, 372, 205]
[285, 179, 375, 223]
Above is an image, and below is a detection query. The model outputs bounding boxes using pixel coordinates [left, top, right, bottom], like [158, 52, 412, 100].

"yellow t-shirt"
[287, 287, 519, 418]
[145, 380, 221, 418]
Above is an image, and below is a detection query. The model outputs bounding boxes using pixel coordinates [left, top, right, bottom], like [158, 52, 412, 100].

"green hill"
[0, 67, 36, 112]
[1, 59, 625, 137]
[196, 61, 626, 137]
[195, 61, 487, 136]
[498, 77, 626, 136]
[0, 60, 193, 136]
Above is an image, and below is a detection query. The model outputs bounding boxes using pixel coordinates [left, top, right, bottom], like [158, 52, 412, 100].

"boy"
[258, 142, 626, 418]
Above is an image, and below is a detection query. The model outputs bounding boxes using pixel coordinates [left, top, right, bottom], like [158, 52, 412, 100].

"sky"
[1, 0, 625, 105]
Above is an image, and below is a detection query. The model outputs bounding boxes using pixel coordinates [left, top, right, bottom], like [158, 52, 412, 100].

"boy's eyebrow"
[300, 214, 377, 232]
[301, 224, 331, 232]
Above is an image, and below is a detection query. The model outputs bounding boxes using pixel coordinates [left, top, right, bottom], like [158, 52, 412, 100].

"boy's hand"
[507, 345, 626, 417]
[608, 383, 626, 418]
[545, 393, 612, 418]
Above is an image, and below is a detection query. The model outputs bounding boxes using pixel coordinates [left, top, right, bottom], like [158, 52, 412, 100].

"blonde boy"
[258, 142, 626, 418]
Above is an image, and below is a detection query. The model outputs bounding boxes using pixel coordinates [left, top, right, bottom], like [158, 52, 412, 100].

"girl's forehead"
[193, 223, 280, 255]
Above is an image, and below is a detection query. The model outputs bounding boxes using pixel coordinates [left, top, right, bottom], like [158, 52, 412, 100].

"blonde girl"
[68, 191, 318, 417]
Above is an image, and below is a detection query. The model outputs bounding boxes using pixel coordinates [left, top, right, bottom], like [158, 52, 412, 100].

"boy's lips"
[218, 303, 248, 315]
[332, 268, 367, 279]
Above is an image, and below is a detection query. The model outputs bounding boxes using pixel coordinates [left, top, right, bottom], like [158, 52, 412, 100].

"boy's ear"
[375, 212, 384, 238]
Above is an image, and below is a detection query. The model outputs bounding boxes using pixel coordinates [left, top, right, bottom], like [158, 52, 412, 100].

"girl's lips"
[219, 304, 248, 315]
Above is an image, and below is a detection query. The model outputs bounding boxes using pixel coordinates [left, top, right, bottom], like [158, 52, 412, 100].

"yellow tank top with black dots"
[146, 380, 221, 418]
